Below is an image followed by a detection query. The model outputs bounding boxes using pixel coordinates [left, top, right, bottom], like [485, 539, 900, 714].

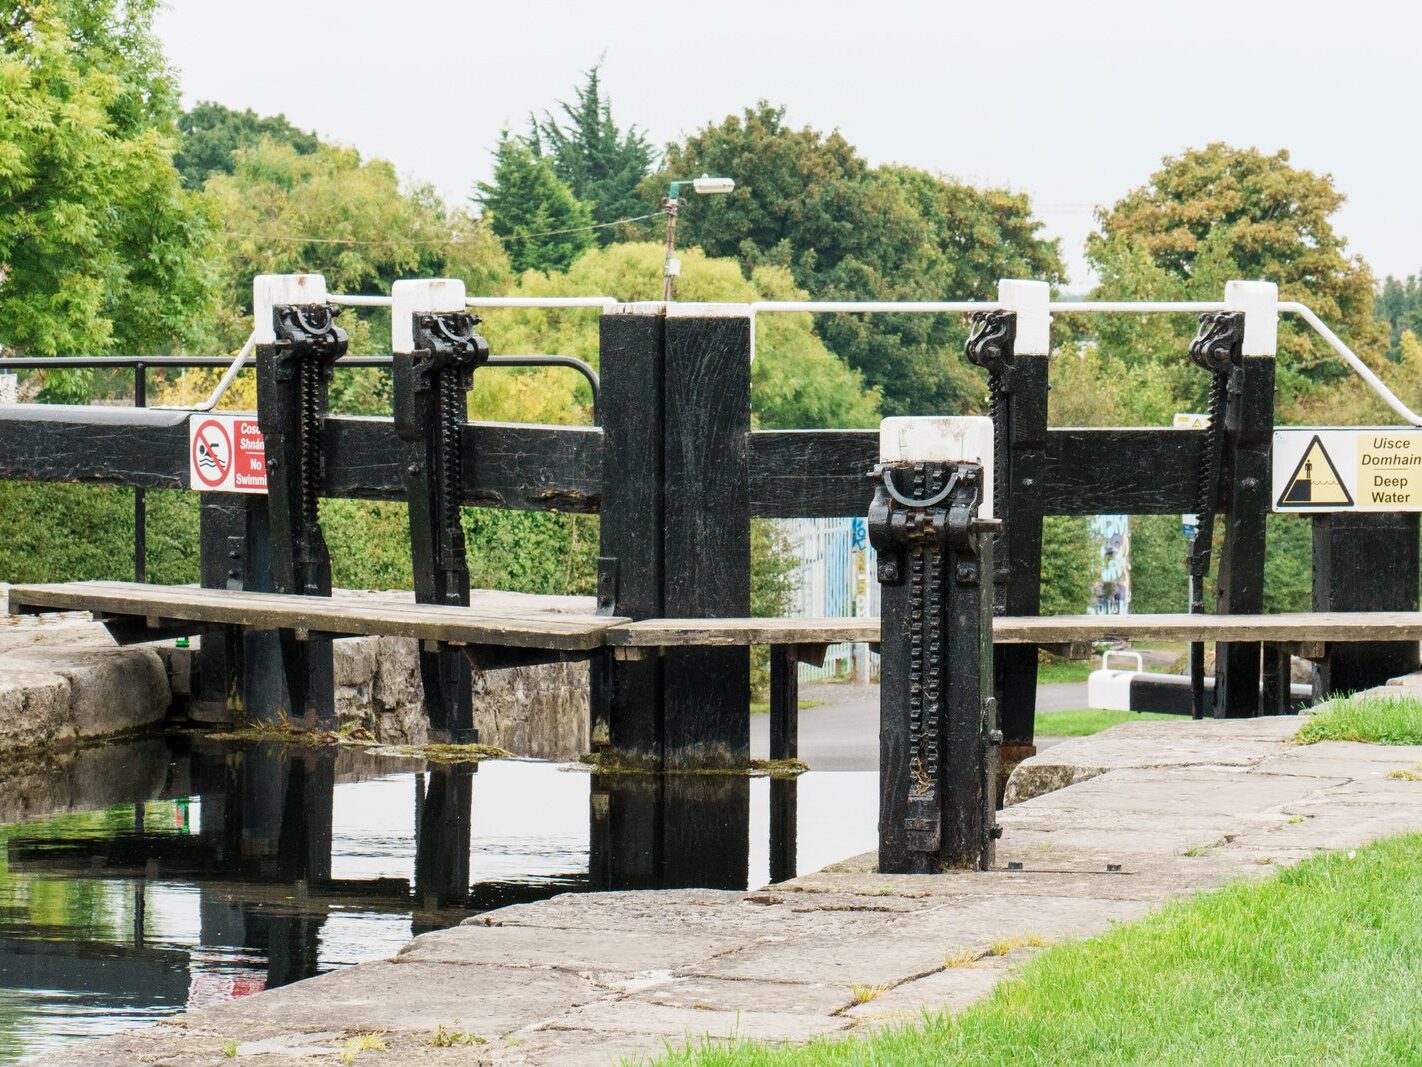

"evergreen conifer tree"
[533, 66, 653, 243]
[474, 133, 594, 273]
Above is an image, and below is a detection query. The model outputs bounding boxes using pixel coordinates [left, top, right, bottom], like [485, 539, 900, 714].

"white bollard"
[252, 274, 329, 341]
[1225, 280, 1279, 357]
[878, 415, 995, 517]
[391, 278, 468, 353]
[998, 278, 1051, 355]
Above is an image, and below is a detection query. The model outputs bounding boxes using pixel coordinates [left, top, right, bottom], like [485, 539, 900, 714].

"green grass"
[1035, 658, 1096, 684]
[653, 834, 1422, 1066]
[1296, 694, 1422, 746]
[1034, 708, 1179, 737]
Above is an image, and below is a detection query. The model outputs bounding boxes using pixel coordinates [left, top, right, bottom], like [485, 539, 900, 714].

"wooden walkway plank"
[8, 582, 623, 651]
[603, 612, 1422, 647]
[12, 582, 1422, 652]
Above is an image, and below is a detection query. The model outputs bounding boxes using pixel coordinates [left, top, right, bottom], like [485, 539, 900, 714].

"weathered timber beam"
[325, 417, 602, 511]
[1042, 429, 1209, 516]
[0, 405, 190, 488]
[0, 407, 601, 513]
[749, 430, 876, 518]
[747, 428, 1211, 517]
[0, 409, 1208, 517]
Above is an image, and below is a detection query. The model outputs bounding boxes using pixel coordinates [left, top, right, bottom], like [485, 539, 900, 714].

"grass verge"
[1034, 708, 1179, 737]
[653, 834, 1422, 1066]
[1035, 657, 1095, 685]
[1296, 694, 1422, 745]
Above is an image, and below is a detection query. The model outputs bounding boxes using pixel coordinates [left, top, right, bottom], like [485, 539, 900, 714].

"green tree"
[0, 1, 217, 370]
[1129, 515, 1190, 614]
[175, 100, 319, 189]
[1376, 273, 1422, 362]
[1088, 143, 1388, 408]
[532, 66, 653, 243]
[1040, 516, 1096, 615]
[480, 241, 881, 430]
[474, 134, 594, 273]
[649, 104, 1063, 415]
[204, 138, 508, 356]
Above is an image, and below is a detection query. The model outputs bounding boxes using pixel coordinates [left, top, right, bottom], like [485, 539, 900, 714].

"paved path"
[751, 681, 1088, 770]
[46, 715, 1422, 1066]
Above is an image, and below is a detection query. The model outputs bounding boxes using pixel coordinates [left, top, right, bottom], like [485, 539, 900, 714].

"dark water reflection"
[0, 736, 876, 1061]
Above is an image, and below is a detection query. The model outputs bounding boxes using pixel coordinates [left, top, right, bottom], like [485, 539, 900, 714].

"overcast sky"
[156, 0, 1418, 291]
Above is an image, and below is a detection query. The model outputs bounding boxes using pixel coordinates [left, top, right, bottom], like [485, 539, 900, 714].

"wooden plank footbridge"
[6, 275, 1421, 873]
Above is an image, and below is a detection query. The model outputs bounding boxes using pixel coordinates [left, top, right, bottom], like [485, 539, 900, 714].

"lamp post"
[662, 176, 735, 302]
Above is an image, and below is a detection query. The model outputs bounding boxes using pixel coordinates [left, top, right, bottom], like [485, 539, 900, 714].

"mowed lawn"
[655, 834, 1422, 1066]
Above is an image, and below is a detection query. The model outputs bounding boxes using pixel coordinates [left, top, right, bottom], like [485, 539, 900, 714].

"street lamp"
[662, 175, 735, 301]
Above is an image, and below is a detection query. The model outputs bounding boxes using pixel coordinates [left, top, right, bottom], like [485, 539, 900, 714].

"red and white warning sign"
[189, 414, 267, 494]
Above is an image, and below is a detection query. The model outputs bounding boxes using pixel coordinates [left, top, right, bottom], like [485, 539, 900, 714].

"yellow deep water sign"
[1273, 429, 1422, 512]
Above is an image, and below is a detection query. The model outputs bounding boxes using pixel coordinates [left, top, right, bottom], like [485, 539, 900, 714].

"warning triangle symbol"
[1277, 435, 1353, 508]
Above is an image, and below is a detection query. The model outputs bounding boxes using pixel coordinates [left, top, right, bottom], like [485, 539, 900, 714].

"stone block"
[33, 646, 169, 738]
[0, 669, 72, 750]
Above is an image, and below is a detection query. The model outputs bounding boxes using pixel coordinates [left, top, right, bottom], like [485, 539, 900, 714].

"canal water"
[0, 735, 877, 1062]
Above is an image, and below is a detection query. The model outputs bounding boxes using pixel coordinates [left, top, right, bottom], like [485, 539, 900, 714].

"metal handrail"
[0, 353, 600, 410]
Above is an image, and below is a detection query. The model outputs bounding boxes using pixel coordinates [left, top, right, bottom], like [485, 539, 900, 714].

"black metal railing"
[0, 354, 600, 582]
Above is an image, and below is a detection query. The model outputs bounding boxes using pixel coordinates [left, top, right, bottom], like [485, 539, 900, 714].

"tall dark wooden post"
[1314, 513, 1421, 694]
[870, 419, 999, 874]
[392, 280, 489, 743]
[662, 308, 752, 768]
[196, 495, 246, 722]
[197, 495, 284, 723]
[1214, 284, 1277, 717]
[597, 308, 665, 767]
[253, 275, 347, 727]
[968, 281, 1049, 774]
[598, 304, 752, 770]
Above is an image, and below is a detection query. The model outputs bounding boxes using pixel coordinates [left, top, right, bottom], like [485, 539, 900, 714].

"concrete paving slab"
[400, 925, 742, 972]
[638, 975, 854, 1015]
[841, 955, 1016, 1026]
[1017, 765, 1343, 816]
[1004, 719, 1300, 804]
[538, 998, 851, 1041]
[185, 959, 606, 1038]
[488, 1028, 702, 1067]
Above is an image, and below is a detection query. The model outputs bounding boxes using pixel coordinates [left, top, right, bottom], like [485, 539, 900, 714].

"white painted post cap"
[253, 274, 329, 344]
[391, 279, 469, 354]
[998, 279, 1051, 355]
[1225, 280, 1279, 357]
[879, 415, 994, 517]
